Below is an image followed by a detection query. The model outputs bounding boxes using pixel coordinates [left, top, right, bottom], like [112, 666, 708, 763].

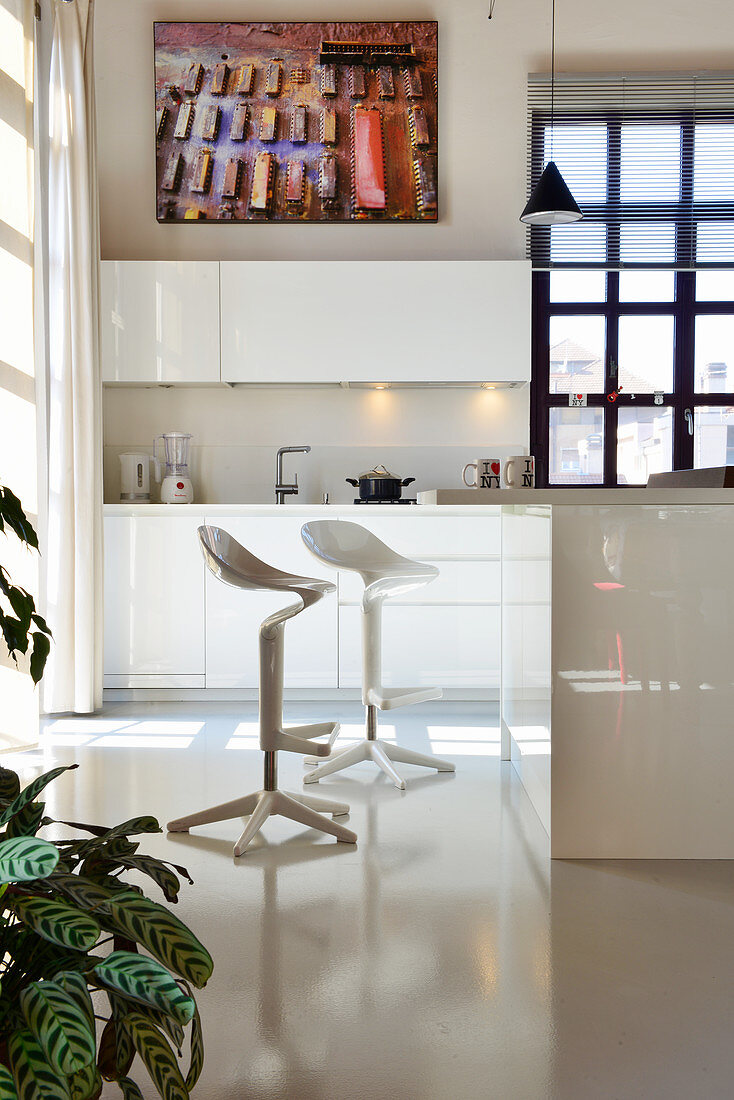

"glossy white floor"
[21, 701, 731, 1099]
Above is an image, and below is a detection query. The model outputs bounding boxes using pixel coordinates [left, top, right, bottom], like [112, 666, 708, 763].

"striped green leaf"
[5, 800, 45, 839]
[50, 874, 114, 911]
[112, 856, 183, 903]
[0, 837, 59, 883]
[0, 766, 78, 829]
[184, 1003, 203, 1092]
[68, 1062, 102, 1100]
[12, 897, 101, 951]
[112, 1000, 184, 1053]
[53, 971, 96, 1033]
[0, 765, 21, 802]
[94, 953, 195, 1026]
[19, 980, 96, 1076]
[0, 1064, 18, 1099]
[8, 1027, 71, 1099]
[122, 1012, 188, 1100]
[101, 894, 213, 989]
[117, 1079, 145, 1100]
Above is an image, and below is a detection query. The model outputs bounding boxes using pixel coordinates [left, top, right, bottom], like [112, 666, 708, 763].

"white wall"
[103, 385, 527, 503]
[94, 0, 733, 262]
[96, 0, 732, 499]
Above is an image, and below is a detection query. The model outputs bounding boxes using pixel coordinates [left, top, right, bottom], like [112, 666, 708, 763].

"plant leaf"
[185, 1002, 203, 1092]
[0, 766, 78, 830]
[0, 1064, 18, 1099]
[11, 897, 101, 951]
[0, 485, 39, 548]
[117, 1079, 145, 1100]
[8, 1027, 71, 1099]
[19, 980, 97, 1076]
[94, 952, 195, 1026]
[112, 855, 184, 903]
[0, 765, 21, 802]
[5, 801, 45, 839]
[68, 1062, 102, 1100]
[49, 874, 114, 911]
[100, 893, 213, 989]
[121, 1012, 188, 1100]
[0, 836, 59, 884]
[53, 971, 96, 1033]
[30, 632, 51, 685]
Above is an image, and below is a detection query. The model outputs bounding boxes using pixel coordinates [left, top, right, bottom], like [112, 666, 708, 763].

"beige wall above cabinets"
[94, 0, 734, 262]
[219, 260, 530, 385]
[100, 260, 531, 386]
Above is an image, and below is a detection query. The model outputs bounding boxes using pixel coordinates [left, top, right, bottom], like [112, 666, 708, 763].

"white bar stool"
[167, 525, 357, 856]
[301, 520, 456, 790]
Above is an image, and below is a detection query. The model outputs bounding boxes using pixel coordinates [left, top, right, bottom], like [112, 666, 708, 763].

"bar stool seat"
[300, 520, 455, 790]
[167, 525, 357, 856]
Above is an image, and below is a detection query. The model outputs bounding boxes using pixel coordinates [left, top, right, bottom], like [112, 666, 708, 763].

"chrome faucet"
[275, 446, 311, 503]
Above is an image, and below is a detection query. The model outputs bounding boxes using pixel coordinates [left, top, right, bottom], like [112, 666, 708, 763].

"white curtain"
[43, 0, 103, 713]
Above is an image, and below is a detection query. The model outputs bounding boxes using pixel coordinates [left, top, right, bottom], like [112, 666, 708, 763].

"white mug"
[502, 455, 535, 489]
[462, 458, 502, 489]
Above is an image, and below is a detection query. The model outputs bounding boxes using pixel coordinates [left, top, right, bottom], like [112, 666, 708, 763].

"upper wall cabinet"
[220, 260, 531, 385]
[101, 261, 220, 384]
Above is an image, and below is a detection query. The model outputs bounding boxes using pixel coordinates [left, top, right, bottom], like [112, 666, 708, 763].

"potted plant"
[0, 489, 212, 1098]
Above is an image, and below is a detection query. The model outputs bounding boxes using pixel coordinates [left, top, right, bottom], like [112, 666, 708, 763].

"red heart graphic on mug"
[490, 461, 500, 475]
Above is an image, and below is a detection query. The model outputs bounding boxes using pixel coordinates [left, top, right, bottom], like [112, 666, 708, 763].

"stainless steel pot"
[346, 464, 416, 501]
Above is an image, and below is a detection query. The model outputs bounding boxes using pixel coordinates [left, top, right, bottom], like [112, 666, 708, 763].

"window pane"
[549, 408, 604, 484]
[544, 125, 607, 202]
[694, 407, 734, 467]
[694, 124, 734, 202]
[696, 271, 734, 302]
[621, 125, 680, 202]
[550, 222, 606, 264]
[618, 222, 676, 293]
[617, 315, 674, 393]
[549, 315, 606, 393]
[696, 223, 734, 266]
[550, 271, 606, 302]
[619, 271, 675, 302]
[695, 315, 734, 392]
[617, 407, 673, 485]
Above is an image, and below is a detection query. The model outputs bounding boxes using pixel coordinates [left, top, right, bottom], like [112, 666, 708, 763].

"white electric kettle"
[119, 453, 152, 502]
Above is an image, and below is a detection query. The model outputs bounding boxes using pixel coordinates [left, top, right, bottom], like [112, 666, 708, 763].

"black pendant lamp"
[520, 0, 583, 225]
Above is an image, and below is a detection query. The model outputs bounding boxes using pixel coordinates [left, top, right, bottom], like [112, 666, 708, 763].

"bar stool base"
[304, 737, 455, 791]
[168, 788, 356, 857]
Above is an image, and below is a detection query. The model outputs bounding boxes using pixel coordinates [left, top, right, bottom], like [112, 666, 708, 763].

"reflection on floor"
[18, 702, 731, 1098]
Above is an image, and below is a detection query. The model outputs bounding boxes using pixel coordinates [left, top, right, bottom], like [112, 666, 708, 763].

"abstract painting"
[154, 21, 438, 223]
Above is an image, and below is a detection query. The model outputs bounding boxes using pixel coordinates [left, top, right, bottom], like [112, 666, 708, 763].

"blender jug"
[154, 432, 194, 503]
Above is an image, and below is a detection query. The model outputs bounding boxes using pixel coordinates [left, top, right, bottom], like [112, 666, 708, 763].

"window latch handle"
[684, 408, 693, 436]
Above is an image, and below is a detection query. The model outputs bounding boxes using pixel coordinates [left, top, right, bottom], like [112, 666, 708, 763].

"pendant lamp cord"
[550, 0, 556, 161]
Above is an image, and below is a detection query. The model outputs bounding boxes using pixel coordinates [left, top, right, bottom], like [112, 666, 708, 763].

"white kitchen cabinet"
[101, 261, 220, 383]
[204, 517, 338, 689]
[103, 516, 205, 686]
[339, 605, 500, 691]
[335, 512, 501, 691]
[220, 261, 530, 384]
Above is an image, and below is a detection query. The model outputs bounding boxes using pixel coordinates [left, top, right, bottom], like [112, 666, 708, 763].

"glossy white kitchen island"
[425, 488, 734, 858]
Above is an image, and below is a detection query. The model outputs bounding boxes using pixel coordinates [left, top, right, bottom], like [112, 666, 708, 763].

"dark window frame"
[530, 107, 734, 486]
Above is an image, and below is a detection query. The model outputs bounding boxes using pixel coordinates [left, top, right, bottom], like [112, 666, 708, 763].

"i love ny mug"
[462, 458, 502, 489]
[463, 455, 536, 489]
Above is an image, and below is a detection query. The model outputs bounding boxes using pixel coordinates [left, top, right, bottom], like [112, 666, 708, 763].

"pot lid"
[358, 464, 399, 480]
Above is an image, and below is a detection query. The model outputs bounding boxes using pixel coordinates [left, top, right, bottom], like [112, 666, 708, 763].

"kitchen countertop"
[104, 486, 734, 516]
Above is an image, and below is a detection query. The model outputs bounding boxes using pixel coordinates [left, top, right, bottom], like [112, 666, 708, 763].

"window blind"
[526, 72, 734, 269]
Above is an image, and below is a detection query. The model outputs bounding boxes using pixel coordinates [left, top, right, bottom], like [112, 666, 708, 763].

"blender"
[154, 432, 194, 504]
